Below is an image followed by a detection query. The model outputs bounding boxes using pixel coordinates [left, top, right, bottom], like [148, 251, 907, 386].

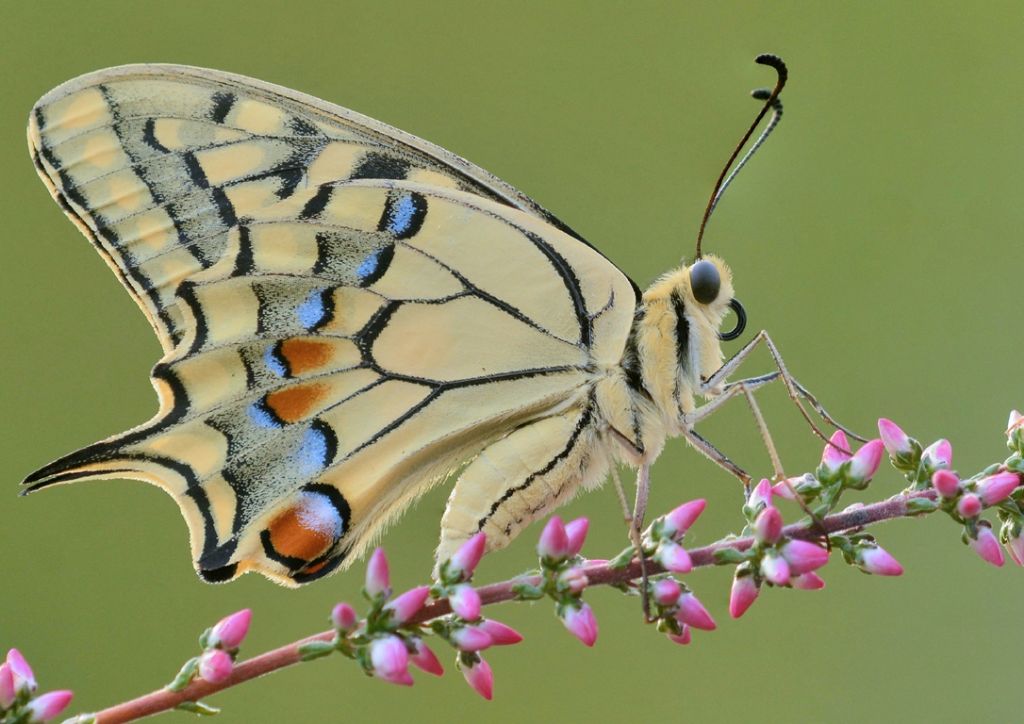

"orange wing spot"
[302, 559, 328, 575]
[267, 506, 335, 562]
[279, 339, 335, 376]
[265, 382, 329, 423]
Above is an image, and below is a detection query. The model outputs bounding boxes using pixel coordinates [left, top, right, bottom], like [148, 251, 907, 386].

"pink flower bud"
[748, 479, 774, 512]
[791, 572, 826, 590]
[663, 499, 707, 537]
[7, 649, 36, 695]
[858, 545, 904, 576]
[370, 635, 412, 686]
[0, 663, 15, 709]
[365, 548, 391, 598]
[331, 602, 358, 631]
[666, 625, 692, 646]
[957, 493, 982, 519]
[537, 516, 570, 561]
[969, 526, 1005, 567]
[753, 505, 783, 544]
[878, 418, 912, 457]
[1008, 410, 1024, 434]
[675, 592, 716, 631]
[656, 541, 693, 573]
[760, 550, 791, 585]
[1004, 532, 1024, 567]
[564, 517, 590, 557]
[450, 625, 492, 652]
[652, 577, 682, 607]
[771, 479, 799, 501]
[209, 609, 251, 650]
[931, 470, 960, 498]
[409, 639, 444, 676]
[821, 430, 852, 472]
[849, 439, 884, 483]
[729, 572, 760, 619]
[198, 649, 233, 684]
[977, 471, 1020, 506]
[448, 533, 486, 581]
[561, 603, 599, 647]
[558, 566, 588, 595]
[478, 619, 523, 646]
[384, 586, 431, 625]
[449, 584, 482, 621]
[24, 690, 73, 723]
[781, 539, 830, 574]
[461, 655, 493, 700]
[922, 439, 953, 469]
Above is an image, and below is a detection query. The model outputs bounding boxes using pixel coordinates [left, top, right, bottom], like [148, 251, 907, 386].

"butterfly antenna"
[694, 54, 788, 259]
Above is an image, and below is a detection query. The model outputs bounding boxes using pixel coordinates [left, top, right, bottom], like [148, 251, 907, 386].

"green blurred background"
[2, 1, 1021, 721]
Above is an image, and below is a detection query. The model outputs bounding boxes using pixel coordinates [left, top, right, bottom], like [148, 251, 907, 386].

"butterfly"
[24, 57, 830, 586]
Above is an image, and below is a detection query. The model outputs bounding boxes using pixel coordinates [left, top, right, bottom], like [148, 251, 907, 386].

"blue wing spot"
[264, 345, 288, 377]
[356, 251, 380, 281]
[297, 290, 326, 329]
[387, 194, 416, 236]
[295, 425, 330, 476]
[248, 401, 281, 429]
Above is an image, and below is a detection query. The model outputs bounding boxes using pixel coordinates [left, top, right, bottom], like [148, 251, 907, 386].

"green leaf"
[297, 641, 337, 661]
[905, 498, 939, 515]
[175, 700, 221, 716]
[511, 582, 545, 600]
[166, 657, 200, 693]
[713, 547, 751, 565]
[608, 547, 635, 569]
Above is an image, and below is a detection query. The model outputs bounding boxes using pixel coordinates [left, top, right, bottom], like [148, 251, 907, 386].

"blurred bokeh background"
[2, 2, 1021, 721]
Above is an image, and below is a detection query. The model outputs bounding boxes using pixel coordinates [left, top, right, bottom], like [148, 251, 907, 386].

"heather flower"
[409, 639, 444, 676]
[753, 505, 783, 544]
[564, 517, 590, 556]
[848, 439, 885, 485]
[675, 592, 716, 631]
[365, 548, 391, 599]
[461, 655, 493, 700]
[561, 603, 598, 647]
[478, 620, 523, 646]
[922, 439, 953, 469]
[666, 625, 692, 646]
[931, 470, 960, 499]
[6, 649, 36, 695]
[652, 577, 682, 607]
[1002, 523, 1024, 567]
[369, 635, 412, 686]
[197, 649, 233, 684]
[0, 663, 15, 709]
[450, 625, 492, 652]
[821, 430, 852, 473]
[663, 499, 707, 538]
[208, 609, 252, 650]
[878, 418, 912, 457]
[977, 471, 1020, 506]
[957, 494, 982, 519]
[858, 545, 904, 576]
[448, 532, 486, 581]
[760, 550, 791, 586]
[23, 690, 73, 723]
[729, 569, 760, 619]
[656, 541, 693, 573]
[558, 566, 588, 595]
[781, 539, 830, 574]
[791, 572, 826, 590]
[449, 584, 482, 621]
[537, 516, 570, 561]
[748, 479, 774, 513]
[969, 526, 1005, 567]
[331, 602, 358, 631]
[384, 586, 430, 625]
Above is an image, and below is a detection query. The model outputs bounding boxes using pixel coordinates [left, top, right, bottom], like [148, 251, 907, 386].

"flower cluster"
[164, 607, 252, 713]
[0, 649, 72, 723]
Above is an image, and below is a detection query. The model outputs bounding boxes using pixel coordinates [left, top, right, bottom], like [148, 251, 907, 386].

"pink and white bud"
[663, 499, 707, 537]
[1008, 410, 1024, 434]
[0, 663, 15, 709]
[675, 592, 716, 631]
[858, 545, 904, 576]
[666, 625, 692, 646]
[848, 439, 885, 483]
[448, 533, 487, 581]
[878, 418, 913, 457]
[461, 656, 493, 700]
[537, 516, 570, 561]
[409, 638, 444, 676]
[977, 471, 1020, 506]
[384, 586, 431, 625]
[1003, 530, 1024, 567]
[652, 577, 682, 607]
[450, 625, 492, 652]
[969, 526, 1005, 567]
[558, 566, 589, 595]
[728, 572, 760, 619]
[478, 619, 523, 646]
[331, 602, 358, 631]
[657, 541, 693, 573]
[449, 584, 482, 621]
[561, 603, 599, 647]
[931, 470, 960, 499]
[370, 635, 412, 686]
[198, 649, 233, 684]
[24, 690, 73, 723]
[753, 505, 783, 544]
[922, 439, 953, 469]
[771, 478, 801, 501]
[821, 430, 852, 472]
[781, 539, 830, 574]
[748, 479, 774, 512]
[760, 550, 791, 585]
[564, 517, 590, 557]
[957, 493, 982, 519]
[209, 609, 251, 650]
[365, 548, 391, 599]
[6, 649, 36, 695]
[791, 572, 826, 590]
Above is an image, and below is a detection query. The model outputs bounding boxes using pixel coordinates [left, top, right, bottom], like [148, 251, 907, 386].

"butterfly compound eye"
[689, 260, 721, 304]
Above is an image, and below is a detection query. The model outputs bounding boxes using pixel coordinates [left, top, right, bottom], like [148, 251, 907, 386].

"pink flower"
[675, 592, 716, 631]
[848, 439, 885, 483]
[370, 636, 413, 686]
[564, 518, 590, 556]
[760, 550, 791, 585]
[1008, 410, 1024, 434]
[753, 505, 783, 544]
[331, 602, 358, 631]
[461, 656, 493, 700]
[409, 639, 444, 676]
[771, 479, 799, 500]
[821, 430, 852, 472]
[448, 532, 486, 581]
[198, 649, 233, 684]
[0, 663, 15, 708]
[977, 471, 1020, 506]
[478, 619, 523, 646]
[663, 499, 707, 538]
[209, 609, 251, 650]
[450, 625, 492, 652]
[558, 566, 588, 595]
[858, 545, 904, 576]
[384, 586, 430, 625]
[748, 479, 774, 512]
[537, 516, 570, 561]
[561, 603, 599, 647]
[23, 690, 73, 723]
[878, 418, 912, 457]
[6, 649, 36, 695]
[729, 572, 760, 619]
[969, 526, 1005, 567]
[931, 470, 960, 499]
[365, 548, 391, 599]
[657, 541, 692, 573]
[781, 539, 829, 574]
[449, 584, 482, 621]
[1004, 529, 1024, 567]
[957, 493, 982, 519]
[652, 577, 682, 607]
[791, 572, 826, 590]
[666, 625, 692, 646]
[922, 439, 953, 469]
